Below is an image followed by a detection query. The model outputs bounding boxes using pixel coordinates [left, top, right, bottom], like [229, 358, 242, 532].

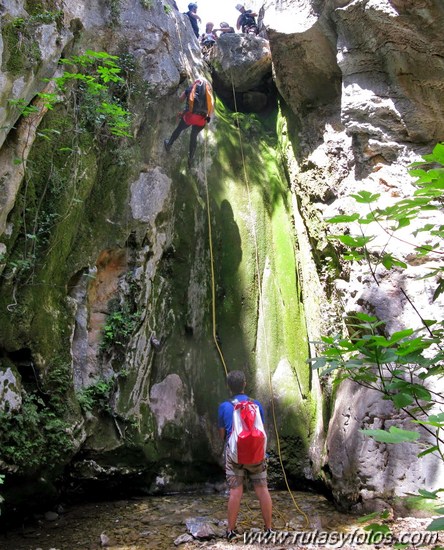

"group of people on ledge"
[184, 3, 259, 46]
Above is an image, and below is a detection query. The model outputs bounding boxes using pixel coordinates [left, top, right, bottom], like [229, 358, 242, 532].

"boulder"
[211, 33, 272, 92]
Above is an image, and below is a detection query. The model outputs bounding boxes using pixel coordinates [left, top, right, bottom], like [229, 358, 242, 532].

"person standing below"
[184, 3, 201, 38]
[164, 77, 213, 168]
[235, 4, 258, 34]
[218, 370, 273, 541]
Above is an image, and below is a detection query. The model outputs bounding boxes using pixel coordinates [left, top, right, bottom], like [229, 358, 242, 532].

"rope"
[171, 7, 227, 373]
[173, 13, 310, 528]
[203, 128, 229, 376]
[229, 71, 310, 530]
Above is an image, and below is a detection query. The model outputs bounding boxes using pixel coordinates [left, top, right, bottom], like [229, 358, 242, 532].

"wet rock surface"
[2, 490, 440, 550]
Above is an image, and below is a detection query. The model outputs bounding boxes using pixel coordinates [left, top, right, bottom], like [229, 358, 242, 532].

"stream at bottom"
[0, 489, 438, 550]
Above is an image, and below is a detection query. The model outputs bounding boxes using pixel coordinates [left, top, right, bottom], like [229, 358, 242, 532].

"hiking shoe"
[187, 156, 193, 168]
[263, 528, 276, 540]
[164, 139, 171, 152]
[226, 530, 239, 541]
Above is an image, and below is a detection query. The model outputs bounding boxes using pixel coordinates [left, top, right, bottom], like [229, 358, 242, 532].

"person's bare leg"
[254, 483, 272, 529]
[227, 483, 243, 531]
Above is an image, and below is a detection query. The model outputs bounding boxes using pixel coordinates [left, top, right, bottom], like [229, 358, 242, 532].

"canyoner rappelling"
[163, 77, 214, 168]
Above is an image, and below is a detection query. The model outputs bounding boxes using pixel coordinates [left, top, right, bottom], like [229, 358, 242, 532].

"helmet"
[235, 4, 244, 10]
[188, 2, 198, 10]
[220, 21, 229, 27]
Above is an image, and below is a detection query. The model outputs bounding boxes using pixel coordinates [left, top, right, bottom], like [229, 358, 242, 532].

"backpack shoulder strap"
[231, 396, 252, 406]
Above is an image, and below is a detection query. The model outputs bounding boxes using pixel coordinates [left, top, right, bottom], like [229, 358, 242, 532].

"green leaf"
[329, 234, 374, 247]
[418, 488, 439, 499]
[412, 385, 432, 401]
[381, 254, 408, 270]
[357, 511, 380, 523]
[395, 217, 411, 230]
[350, 191, 381, 203]
[309, 357, 327, 369]
[433, 279, 444, 302]
[354, 312, 379, 323]
[363, 523, 391, 534]
[432, 142, 444, 164]
[361, 426, 420, 443]
[387, 329, 415, 344]
[429, 412, 444, 423]
[343, 252, 365, 261]
[415, 413, 444, 427]
[427, 517, 444, 531]
[418, 445, 439, 458]
[326, 214, 360, 223]
[392, 393, 414, 408]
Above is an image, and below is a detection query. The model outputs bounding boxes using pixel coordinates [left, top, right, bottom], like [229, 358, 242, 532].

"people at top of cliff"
[214, 21, 235, 35]
[201, 22, 217, 48]
[184, 3, 201, 38]
[235, 4, 259, 35]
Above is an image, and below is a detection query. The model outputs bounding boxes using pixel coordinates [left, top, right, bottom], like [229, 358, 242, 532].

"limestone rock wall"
[263, 0, 444, 507]
[0, 0, 214, 504]
[0, 0, 314, 511]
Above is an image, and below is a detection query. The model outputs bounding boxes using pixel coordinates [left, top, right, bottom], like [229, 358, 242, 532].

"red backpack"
[227, 399, 267, 465]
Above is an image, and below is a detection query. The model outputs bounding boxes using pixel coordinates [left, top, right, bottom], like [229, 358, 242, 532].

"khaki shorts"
[225, 449, 267, 488]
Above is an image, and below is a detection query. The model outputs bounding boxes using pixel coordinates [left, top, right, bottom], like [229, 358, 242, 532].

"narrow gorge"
[0, 0, 443, 541]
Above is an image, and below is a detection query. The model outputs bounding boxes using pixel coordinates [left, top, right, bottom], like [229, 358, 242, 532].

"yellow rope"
[229, 71, 310, 530]
[203, 128, 229, 376]
[171, 8, 226, 371]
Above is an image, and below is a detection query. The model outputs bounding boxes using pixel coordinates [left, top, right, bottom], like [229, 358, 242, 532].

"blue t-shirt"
[218, 394, 265, 440]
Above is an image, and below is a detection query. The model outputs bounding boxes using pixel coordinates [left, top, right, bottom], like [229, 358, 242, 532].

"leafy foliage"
[0, 393, 73, 472]
[77, 379, 114, 413]
[101, 300, 140, 351]
[52, 50, 132, 137]
[313, 144, 444, 528]
[10, 50, 132, 138]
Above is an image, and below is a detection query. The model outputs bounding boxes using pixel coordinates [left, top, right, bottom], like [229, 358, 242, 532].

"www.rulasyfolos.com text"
[243, 528, 440, 547]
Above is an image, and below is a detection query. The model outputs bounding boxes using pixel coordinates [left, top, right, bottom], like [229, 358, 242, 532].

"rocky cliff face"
[0, 0, 442, 515]
[261, 0, 444, 507]
[0, 0, 315, 512]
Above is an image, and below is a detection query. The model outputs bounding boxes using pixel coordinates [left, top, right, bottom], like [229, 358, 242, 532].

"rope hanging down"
[203, 131, 229, 377]
[229, 71, 310, 529]
[173, 12, 309, 527]
[171, 7, 227, 374]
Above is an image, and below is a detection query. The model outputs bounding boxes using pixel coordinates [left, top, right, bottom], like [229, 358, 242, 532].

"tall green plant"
[10, 50, 132, 137]
[311, 143, 444, 530]
[52, 50, 132, 137]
